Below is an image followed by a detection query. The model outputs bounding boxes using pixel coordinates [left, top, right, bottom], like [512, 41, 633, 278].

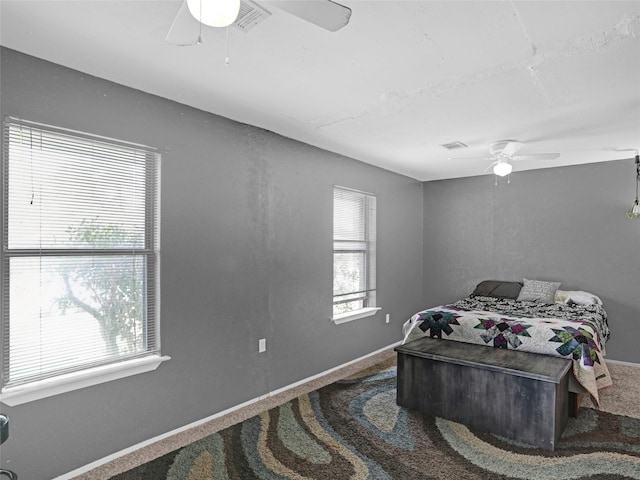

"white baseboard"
[55, 341, 401, 480]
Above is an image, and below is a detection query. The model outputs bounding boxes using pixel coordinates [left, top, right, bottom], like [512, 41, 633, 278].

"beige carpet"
[581, 361, 640, 418]
[72, 353, 639, 480]
[72, 349, 397, 480]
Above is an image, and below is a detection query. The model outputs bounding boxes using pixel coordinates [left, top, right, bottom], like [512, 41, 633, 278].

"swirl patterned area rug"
[113, 359, 640, 480]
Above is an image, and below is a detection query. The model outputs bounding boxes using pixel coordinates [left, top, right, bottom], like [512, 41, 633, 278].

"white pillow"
[555, 290, 602, 306]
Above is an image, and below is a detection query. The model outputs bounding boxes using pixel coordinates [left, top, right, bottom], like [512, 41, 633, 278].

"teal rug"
[113, 359, 640, 479]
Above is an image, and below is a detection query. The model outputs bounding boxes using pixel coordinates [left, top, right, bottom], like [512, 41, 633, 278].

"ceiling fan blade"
[165, 0, 202, 46]
[513, 153, 560, 161]
[483, 160, 500, 172]
[606, 148, 639, 153]
[265, 0, 351, 31]
[502, 141, 524, 156]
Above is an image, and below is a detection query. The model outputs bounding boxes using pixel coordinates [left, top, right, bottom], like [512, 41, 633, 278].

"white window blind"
[333, 187, 376, 316]
[1, 117, 161, 391]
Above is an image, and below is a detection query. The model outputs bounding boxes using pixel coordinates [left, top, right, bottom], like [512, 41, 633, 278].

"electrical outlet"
[386, 313, 390, 324]
[259, 338, 266, 353]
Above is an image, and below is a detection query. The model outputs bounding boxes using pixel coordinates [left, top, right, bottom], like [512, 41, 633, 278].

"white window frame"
[0, 117, 169, 406]
[332, 186, 380, 324]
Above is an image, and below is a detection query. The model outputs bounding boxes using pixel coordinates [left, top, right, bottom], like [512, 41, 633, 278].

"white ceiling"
[1, 0, 639, 181]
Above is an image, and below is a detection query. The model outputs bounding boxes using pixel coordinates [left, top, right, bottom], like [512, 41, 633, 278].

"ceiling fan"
[166, 0, 352, 46]
[453, 140, 560, 177]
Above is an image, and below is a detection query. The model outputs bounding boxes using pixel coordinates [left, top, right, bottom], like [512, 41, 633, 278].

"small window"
[1, 117, 161, 396]
[332, 186, 376, 318]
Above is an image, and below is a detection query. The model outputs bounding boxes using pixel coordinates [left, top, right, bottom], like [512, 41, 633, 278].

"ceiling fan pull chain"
[198, 0, 203, 44]
[225, 26, 231, 65]
[197, 8, 203, 45]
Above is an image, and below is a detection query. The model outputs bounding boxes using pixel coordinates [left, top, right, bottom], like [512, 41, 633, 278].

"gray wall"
[0, 48, 424, 479]
[422, 162, 640, 364]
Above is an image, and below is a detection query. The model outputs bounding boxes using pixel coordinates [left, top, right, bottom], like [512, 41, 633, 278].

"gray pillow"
[471, 280, 523, 299]
[516, 278, 561, 304]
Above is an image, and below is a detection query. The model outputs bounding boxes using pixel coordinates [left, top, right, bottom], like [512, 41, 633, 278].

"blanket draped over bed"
[402, 296, 612, 406]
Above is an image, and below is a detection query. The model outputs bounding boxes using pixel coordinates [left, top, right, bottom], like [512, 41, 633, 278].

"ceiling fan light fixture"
[493, 161, 512, 177]
[187, 0, 241, 27]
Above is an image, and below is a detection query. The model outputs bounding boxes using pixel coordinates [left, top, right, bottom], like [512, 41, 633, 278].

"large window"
[1, 117, 161, 402]
[332, 186, 377, 320]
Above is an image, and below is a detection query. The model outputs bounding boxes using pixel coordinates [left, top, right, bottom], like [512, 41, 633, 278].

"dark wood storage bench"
[395, 337, 572, 451]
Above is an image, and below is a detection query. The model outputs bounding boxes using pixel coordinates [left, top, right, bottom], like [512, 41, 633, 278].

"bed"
[402, 279, 612, 407]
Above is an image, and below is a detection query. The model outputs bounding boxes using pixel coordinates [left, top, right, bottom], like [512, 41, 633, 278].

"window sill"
[332, 307, 382, 325]
[0, 355, 171, 406]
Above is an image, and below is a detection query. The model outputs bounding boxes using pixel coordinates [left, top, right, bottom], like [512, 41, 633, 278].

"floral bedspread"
[402, 296, 612, 406]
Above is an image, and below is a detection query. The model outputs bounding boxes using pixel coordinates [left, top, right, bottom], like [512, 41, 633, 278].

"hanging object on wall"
[627, 152, 640, 219]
